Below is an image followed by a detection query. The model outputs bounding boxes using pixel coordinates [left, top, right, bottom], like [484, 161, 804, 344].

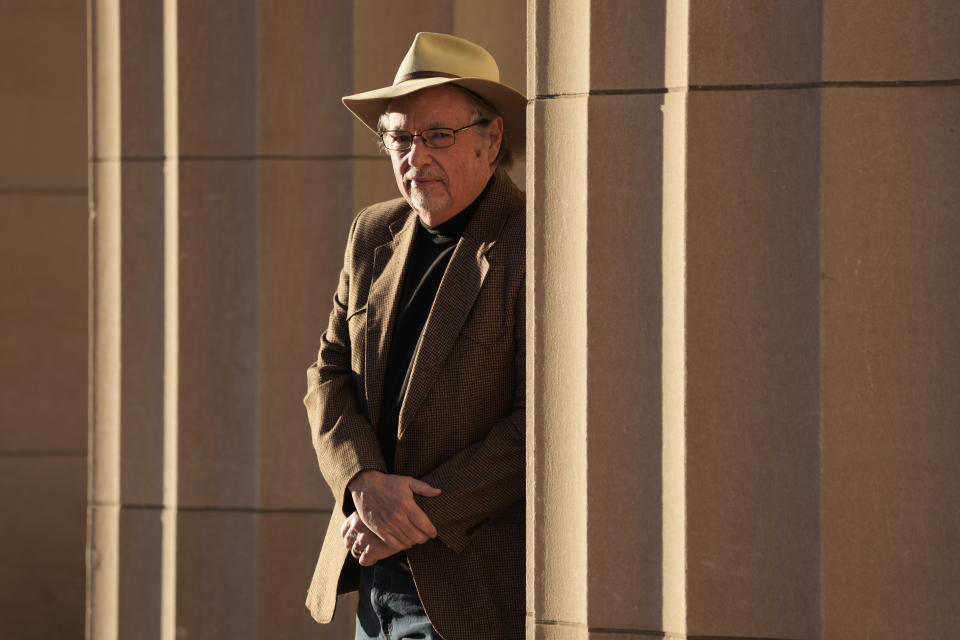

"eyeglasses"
[379, 119, 490, 152]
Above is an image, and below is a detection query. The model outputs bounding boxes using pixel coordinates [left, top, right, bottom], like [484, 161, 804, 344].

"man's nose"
[405, 137, 431, 166]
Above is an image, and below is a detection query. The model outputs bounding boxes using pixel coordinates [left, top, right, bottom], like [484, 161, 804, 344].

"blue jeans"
[355, 562, 442, 640]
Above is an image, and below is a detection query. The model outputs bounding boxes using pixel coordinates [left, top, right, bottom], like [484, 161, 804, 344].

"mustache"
[404, 170, 445, 182]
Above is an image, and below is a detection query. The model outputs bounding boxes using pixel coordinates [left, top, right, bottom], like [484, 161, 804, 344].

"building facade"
[0, 1, 957, 639]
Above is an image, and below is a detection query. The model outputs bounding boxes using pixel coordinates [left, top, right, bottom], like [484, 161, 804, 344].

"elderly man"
[304, 33, 526, 640]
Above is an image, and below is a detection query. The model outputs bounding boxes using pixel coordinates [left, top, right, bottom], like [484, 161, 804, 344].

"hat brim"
[343, 77, 527, 159]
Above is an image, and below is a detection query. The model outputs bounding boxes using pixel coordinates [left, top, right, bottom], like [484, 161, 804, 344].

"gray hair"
[377, 85, 512, 170]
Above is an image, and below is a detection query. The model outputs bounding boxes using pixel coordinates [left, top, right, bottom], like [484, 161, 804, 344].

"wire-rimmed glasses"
[379, 119, 490, 152]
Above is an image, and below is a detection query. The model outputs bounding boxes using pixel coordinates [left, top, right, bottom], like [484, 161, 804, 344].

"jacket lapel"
[365, 212, 416, 430]
[397, 172, 512, 436]
[397, 238, 493, 435]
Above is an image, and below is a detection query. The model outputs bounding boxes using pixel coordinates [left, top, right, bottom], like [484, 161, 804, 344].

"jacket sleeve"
[412, 271, 525, 553]
[305, 215, 388, 513]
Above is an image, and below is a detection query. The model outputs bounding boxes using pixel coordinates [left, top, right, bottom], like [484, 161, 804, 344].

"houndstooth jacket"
[304, 170, 525, 640]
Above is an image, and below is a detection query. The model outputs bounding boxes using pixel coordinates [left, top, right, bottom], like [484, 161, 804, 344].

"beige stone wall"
[527, 1, 958, 639]
[684, 4, 823, 635]
[5, 1, 957, 638]
[0, 1, 88, 638]
[820, 3, 960, 637]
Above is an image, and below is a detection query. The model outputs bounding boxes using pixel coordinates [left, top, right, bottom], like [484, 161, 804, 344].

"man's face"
[383, 84, 503, 226]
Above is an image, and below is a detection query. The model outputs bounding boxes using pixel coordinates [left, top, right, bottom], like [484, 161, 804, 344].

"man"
[304, 33, 526, 640]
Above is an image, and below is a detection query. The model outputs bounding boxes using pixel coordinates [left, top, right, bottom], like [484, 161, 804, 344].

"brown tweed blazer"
[304, 170, 525, 640]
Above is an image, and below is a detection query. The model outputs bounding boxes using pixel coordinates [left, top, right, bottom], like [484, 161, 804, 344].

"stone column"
[88, 1, 166, 638]
[527, 1, 669, 636]
[528, 1, 821, 638]
[88, 1, 358, 638]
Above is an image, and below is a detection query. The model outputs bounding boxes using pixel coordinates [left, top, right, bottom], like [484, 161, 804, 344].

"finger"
[405, 506, 438, 539]
[358, 550, 375, 567]
[379, 531, 408, 551]
[342, 523, 359, 547]
[358, 516, 403, 548]
[354, 533, 372, 565]
[344, 525, 357, 546]
[409, 528, 430, 544]
[380, 519, 417, 548]
[353, 518, 371, 535]
[408, 478, 442, 497]
[398, 515, 430, 544]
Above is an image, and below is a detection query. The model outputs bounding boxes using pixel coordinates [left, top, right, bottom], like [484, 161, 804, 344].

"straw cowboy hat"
[342, 32, 527, 157]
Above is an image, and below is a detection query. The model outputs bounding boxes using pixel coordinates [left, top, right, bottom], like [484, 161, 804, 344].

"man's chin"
[409, 192, 451, 220]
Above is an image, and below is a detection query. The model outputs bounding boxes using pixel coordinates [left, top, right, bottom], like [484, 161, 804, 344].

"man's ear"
[486, 116, 504, 164]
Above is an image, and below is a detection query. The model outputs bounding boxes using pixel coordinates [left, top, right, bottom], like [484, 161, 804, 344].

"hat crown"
[393, 32, 500, 85]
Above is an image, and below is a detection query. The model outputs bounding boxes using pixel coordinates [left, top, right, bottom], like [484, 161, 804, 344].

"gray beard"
[409, 184, 450, 215]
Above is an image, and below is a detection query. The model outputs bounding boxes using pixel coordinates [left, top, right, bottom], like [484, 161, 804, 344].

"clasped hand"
[341, 470, 441, 566]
